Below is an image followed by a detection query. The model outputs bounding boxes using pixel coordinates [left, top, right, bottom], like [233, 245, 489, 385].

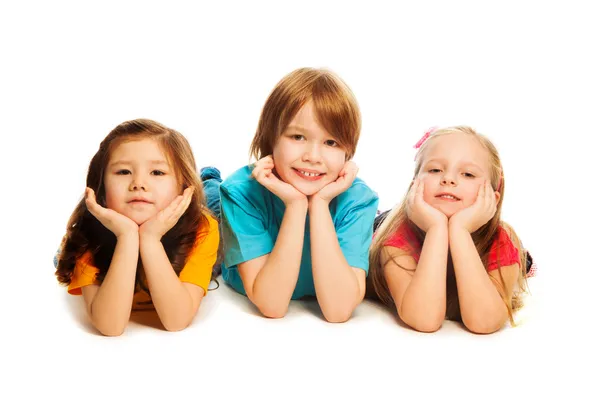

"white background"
[1, 1, 598, 399]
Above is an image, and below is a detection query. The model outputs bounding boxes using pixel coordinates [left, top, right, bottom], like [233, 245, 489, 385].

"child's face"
[272, 101, 347, 196]
[417, 133, 496, 218]
[103, 138, 180, 225]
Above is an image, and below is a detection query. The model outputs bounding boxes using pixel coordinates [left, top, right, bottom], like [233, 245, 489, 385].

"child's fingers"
[416, 179, 425, 202]
[256, 168, 271, 183]
[476, 181, 485, 205]
[255, 156, 274, 169]
[175, 188, 194, 218]
[407, 179, 417, 205]
[345, 162, 358, 181]
[252, 160, 273, 181]
[335, 162, 357, 188]
[85, 189, 104, 218]
[487, 181, 497, 215]
[163, 195, 185, 218]
[342, 161, 357, 175]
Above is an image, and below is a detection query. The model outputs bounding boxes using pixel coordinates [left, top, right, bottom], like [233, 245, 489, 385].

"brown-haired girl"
[218, 67, 379, 322]
[55, 119, 219, 336]
[368, 126, 532, 334]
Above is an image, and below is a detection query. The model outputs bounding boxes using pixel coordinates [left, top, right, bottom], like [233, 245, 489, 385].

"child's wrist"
[116, 230, 140, 241]
[448, 219, 469, 234]
[139, 231, 163, 242]
[307, 195, 329, 210]
[426, 223, 448, 235]
[285, 197, 308, 210]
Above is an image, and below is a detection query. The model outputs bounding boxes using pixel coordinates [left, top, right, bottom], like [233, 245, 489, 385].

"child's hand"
[85, 188, 138, 238]
[312, 161, 358, 204]
[252, 155, 307, 206]
[139, 187, 194, 240]
[406, 178, 448, 232]
[449, 180, 497, 233]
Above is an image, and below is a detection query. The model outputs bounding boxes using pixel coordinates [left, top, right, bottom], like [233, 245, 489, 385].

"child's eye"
[116, 169, 131, 175]
[325, 139, 338, 147]
[428, 168, 442, 173]
[151, 170, 166, 176]
[463, 172, 476, 178]
[292, 134, 305, 141]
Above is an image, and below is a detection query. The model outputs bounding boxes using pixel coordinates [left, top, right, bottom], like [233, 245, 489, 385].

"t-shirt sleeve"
[384, 230, 409, 249]
[487, 227, 521, 272]
[220, 180, 274, 268]
[334, 182, 379, 275]
[383, 223, 421, 262]
[68, 252, 100, 295]
[179, 214, 220, 295]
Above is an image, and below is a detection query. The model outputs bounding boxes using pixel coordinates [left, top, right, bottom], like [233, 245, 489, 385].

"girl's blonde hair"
[367, 126, 528, 325]
[55, 119, 218, 291]
[250, 67, 361, 161]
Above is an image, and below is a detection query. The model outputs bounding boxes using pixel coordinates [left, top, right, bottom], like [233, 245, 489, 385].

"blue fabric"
[218, 165, 379, 299]
[200, 166, 223, 220]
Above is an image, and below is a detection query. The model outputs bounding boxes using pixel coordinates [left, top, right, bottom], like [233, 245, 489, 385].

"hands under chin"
[309, 161, 358, 207]
[138, 187, 195, 240]
[252, 155, 307, 207]
[449, 181, 497, 233]
[85, 188, 138, 238]
[406, 178, 448, 232]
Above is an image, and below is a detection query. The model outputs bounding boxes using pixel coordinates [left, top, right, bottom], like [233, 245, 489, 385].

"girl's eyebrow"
[285, 125, 309, 133]
[460, 162, 485, 173]
[424, 158, 485, 173]
[108, 159, 169, 168]
[149, 160, 169, 166]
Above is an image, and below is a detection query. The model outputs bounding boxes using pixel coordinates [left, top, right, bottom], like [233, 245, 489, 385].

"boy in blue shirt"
[219, 68, 378, 322]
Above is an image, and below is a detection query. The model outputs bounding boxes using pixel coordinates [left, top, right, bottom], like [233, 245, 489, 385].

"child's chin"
[433, 205, 459, 219]
[291, 182, 328, 197]
[126, 214, 150, 226]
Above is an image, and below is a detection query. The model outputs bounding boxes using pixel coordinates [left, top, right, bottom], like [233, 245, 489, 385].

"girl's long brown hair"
[367, 126, 529, 325]
[55, 119, 216, 292]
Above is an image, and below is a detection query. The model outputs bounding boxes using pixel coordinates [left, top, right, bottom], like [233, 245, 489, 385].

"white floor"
[8, 272, 583, 400]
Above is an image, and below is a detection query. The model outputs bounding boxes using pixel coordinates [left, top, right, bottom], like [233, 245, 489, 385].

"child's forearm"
[250, 199, 307, 317]
[309, 198, 362, 323]
[449, 224, 509, 333]
[88, 233, 139, 336]
[139, 235, 197, 331]
[399, 225, 448, 332]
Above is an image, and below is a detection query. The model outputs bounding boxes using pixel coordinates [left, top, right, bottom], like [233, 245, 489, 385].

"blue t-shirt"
[220, 165, 379, 300]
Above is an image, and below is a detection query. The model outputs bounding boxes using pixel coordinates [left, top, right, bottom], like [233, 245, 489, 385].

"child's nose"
[129, 176, 147, 191]
[441, 174, 457, 186]
[302, 143, 322, 163]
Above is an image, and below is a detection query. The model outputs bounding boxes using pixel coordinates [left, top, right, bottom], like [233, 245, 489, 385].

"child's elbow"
[96, 325, 126, 337]
[412, 322, 443, 333]
[322, 306, 354, 323]
[163, 320, 191, 332]
[399, 309, 444, 333]
[257, 303, 288, 319]
[91, 317, 127, 337]
[406, 318, 443, 333]
[462, 317, 504, 334]
[324, 312, 352, 323]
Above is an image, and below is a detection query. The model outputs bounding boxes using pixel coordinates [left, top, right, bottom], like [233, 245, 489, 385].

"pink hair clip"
[413, 126, 438, 149]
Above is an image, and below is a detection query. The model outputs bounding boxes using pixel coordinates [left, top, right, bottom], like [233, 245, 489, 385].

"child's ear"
[494, 190, 501, 204]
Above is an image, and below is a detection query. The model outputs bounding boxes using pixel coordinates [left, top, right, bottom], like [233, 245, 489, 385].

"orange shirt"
[67, 215, 219, 310]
